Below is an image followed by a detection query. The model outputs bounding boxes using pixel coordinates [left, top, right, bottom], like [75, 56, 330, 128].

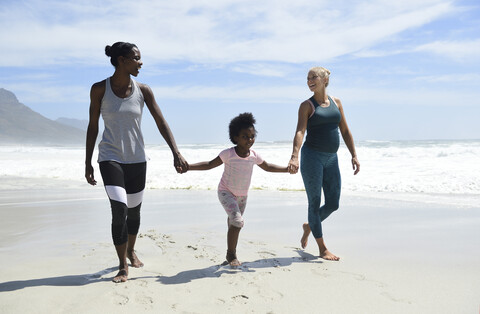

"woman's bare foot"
[315, 237, 340, 261]
[112, 267, 128, 283]
[127, 250, 144, 268]
[301, 223, 311, 249]
[226, 250, 241, 267]
[320, 249, 340, 261]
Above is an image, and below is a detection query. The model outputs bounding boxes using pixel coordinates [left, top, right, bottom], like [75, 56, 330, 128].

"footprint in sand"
[380, 291, 412, 304]
[139, 231, 176, 251]
[257, 250, 277, 258]
[135, 294, 154, 307]
[310, 267, 331, 278]
[231, 294, 249, 304]
[112, 293, 129, 306]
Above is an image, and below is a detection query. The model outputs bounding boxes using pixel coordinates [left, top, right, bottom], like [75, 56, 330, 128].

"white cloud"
[0, 0, 457, 66]
[334, 86, 480, 108]
[414, 39, 480, 61]
[150, 84, 305, 104]
[231, 64, 295, 77]
[413, 73, 480, 83]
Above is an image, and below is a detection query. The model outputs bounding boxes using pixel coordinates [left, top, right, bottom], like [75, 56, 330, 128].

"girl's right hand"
[287, 157, 299, 174]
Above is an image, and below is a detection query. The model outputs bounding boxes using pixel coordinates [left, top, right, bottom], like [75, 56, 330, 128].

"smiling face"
[307, 70, 328, 92]
[234, 126, 256, 152]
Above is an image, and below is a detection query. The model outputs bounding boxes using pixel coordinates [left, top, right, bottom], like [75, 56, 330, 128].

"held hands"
[174, 153, 189, 174]
[287, 156, 299, 174]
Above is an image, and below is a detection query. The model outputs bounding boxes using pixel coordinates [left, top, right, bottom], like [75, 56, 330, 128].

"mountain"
[0, 88, 85, 145]
[56, 117, 88, 131]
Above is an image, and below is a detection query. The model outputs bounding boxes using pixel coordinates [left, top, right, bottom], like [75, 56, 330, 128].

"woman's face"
[124, 47, 143, 77]
[307, 70, 326, 92]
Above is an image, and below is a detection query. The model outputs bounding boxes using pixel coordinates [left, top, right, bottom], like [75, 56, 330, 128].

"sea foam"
[1, 140, 479, 197]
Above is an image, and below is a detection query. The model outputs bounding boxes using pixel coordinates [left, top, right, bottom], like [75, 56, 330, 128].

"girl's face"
[234, 127, 256, 150]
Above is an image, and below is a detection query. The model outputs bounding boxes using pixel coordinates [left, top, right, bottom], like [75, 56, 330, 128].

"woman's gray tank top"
[98, 77, 146, 163]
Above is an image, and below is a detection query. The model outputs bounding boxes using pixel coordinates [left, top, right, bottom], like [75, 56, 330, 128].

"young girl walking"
[186, 113, 290, 266]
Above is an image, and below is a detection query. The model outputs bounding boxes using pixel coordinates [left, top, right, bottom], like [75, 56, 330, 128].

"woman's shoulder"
[90, 79, 106, 99]
[330, 95, 342, 104]
[329, 95, 343, 109]
[299, 98, 315, 117]
[91, 79, 106, 90]
[135, 81, 152, 97]
[300, 98, 313, 106]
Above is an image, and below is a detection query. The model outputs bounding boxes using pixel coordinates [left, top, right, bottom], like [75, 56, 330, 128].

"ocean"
[1, 139, 479, 206]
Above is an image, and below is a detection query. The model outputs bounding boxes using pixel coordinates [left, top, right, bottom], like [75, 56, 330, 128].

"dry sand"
[0, 184, 479, 313]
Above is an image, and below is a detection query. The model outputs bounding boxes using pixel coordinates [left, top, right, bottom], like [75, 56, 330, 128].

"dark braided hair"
[105, 42, 137, 67]
[229, 112, 257, 144]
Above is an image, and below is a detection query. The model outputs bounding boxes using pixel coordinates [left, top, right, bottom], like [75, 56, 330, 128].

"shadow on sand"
[1, 250, 321, 290]
[158, 249, 322, 285]
[0, 267, 118, 292]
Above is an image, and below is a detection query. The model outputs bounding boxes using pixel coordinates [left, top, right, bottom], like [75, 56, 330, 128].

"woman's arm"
[258, 161, 289, 173]
[335, 97, 360, 175]
[140, 83, 188, 173]
[85, 81, 105, 185]
[189, 156, 223, 171]
[287, 101, 312, 174]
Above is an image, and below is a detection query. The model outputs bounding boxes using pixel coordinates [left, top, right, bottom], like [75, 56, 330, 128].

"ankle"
[226, 250, 237, 262]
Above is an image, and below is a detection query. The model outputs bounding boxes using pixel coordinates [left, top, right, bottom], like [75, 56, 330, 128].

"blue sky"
[1, 0, 479, 144]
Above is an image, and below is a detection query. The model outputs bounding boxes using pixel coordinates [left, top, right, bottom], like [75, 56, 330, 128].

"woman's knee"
[325, 200, 339, 212]
[111, 203, 128, 226]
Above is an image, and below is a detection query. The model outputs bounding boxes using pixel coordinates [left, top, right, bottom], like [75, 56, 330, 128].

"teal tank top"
[304, 95, 341, 153]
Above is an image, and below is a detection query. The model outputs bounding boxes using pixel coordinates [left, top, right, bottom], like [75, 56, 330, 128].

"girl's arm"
[140, 83, 188, 173]
[335, 96, 360, 175]
[189, 156, 223, 171]
[258, 161, 289, 173]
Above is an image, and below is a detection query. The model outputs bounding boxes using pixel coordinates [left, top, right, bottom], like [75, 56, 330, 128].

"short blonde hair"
[309, 67, 331, 87]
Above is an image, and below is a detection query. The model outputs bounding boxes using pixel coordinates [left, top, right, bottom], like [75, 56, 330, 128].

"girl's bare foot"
[301, 223, 311, 249]
[320, 249, 340, 261]
[127, 250, 144, 268]
[226, 250, 241, 267]
[112, 268, 128, 283]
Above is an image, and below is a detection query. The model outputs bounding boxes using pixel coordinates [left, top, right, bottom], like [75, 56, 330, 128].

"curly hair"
[228, 112, 257, 144]
[105, 42, 138, 67]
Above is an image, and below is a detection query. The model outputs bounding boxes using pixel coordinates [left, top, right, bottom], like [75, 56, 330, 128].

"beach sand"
[0, 183, 479, 313]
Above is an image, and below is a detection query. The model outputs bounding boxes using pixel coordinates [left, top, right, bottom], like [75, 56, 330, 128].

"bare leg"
[301, 223, 311, 249]
[315, 237, 340, 261]
[113, 243, 128, 283]
[127, 234, 144, 268]
[226, 226, 242, 267]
